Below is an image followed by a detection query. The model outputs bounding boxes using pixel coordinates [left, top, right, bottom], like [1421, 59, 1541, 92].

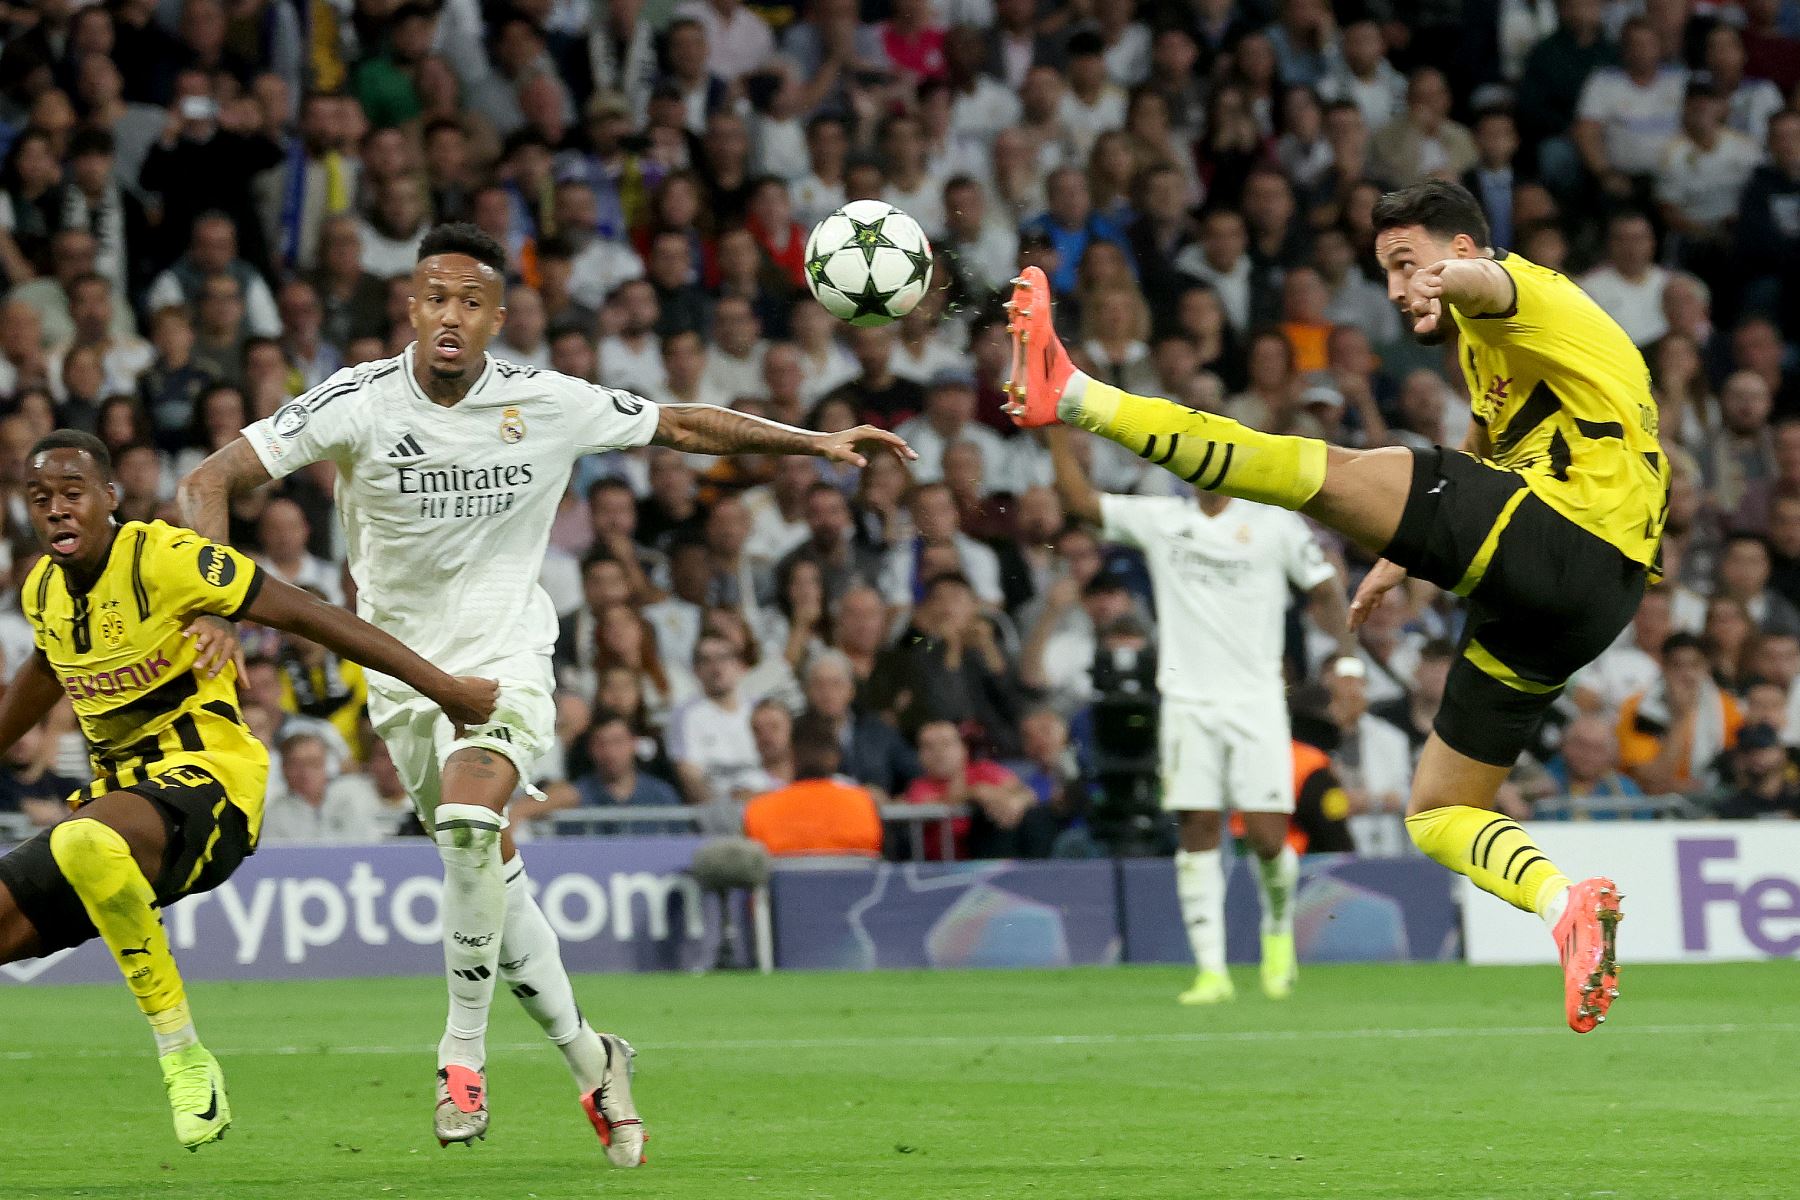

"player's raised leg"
[1004, 266, 1413, 553]
[431, 748, 511, 1146]
[496, 843, 645, 1167]
[43, 792, 231, 1150]
[1005, 262, 1621, 1031]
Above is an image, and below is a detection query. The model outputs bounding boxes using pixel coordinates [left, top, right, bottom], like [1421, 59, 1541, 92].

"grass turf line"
[5, 961, 1797, 1200]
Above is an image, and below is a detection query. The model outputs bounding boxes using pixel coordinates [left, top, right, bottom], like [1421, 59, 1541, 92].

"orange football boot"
[1002, 266, 1076, 428]
[1552, 877, 1623, 1033]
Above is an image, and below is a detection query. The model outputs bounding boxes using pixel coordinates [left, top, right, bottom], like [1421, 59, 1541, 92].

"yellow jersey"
[1450, 250, 1670, 570]
[22, 520, 270, 825]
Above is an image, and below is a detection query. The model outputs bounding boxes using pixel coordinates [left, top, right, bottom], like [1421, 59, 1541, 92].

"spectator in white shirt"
[881, 480, 1005, 607]
[260, 732, 388, 844]
[255, 498, 344, 606]
[944, 26, 1021, 148]
[1093, 0, 1152, 86]
[1703, 23, 1784, 147]
[1657, 83, 1762, 255]
[1317, 19, 1407, 130]
[1573, 584, 1673, 717]
[895, 369, 1010, 493]
[597, 278, 667, 396]
[1322, 657, 1413, 858]
[674, 0, 775, 81]
[666, 633, 764, 803]
[355, 175, 431, 278]
[493, 283, 554, 368]
[700, 295, 769, 402]
[1575, 16, 1686, 195]
[1059, 31, 1128, 160]
[790, 114, 850, 230]
[1579, 211, 1670, 347]
[554, 180, 645, 311]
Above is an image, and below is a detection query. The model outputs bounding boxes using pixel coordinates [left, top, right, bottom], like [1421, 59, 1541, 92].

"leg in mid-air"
[1005, 266, 1622, 1030]
[0, 791, 233, 1150]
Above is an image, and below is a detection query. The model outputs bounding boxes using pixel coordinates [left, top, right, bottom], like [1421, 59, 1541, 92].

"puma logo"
[121, 938, 153, 957]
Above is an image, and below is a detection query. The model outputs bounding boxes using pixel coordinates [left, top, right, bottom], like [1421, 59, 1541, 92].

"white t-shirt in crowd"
[665, 690, 761, 802]
[242, 346, 659, 694]
[1099, 494, 1334, 705]
[1576, 65, 1686, 176]
[1577, 263, 1670, 347]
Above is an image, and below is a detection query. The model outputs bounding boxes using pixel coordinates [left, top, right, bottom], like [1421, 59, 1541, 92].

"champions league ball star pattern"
[804, 200, 933, 327]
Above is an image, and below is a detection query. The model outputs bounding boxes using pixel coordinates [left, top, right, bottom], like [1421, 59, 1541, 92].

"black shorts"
[1382, 447, 1648, 767]
[0, 767, 256, 955]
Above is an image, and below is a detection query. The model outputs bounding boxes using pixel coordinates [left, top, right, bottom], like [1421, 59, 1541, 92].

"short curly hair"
[416, 222, 507, 276]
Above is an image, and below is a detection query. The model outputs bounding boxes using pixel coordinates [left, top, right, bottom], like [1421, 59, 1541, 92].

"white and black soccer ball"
[804, 200, 933, 327]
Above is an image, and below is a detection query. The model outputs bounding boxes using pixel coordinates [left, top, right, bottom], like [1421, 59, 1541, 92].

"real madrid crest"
[1235, 525, 1251, 544]
[500, 407, 526, 444]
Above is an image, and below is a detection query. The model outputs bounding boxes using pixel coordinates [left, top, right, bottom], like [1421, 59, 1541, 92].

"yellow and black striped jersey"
[21, 520, 270, 821]
[1450, 250, 1670, 570]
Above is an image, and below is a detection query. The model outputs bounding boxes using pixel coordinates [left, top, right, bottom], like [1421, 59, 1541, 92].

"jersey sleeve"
[1279, 515, 1336, 591]
[242, 366, 371, 480]
[557, 376, 661, 454]
[1098, 494, 1167, 550]
[143, 524, 265, 620]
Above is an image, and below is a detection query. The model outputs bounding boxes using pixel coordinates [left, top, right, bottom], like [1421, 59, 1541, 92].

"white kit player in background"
[1048, 425, 1353, 1005]
[179, 224, 915, 1163]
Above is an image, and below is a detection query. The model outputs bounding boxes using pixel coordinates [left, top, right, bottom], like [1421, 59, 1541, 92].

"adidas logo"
[386, 433, 426, 460]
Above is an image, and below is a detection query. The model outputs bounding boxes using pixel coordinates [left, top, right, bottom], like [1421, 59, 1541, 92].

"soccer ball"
[804, 200, 933, 327]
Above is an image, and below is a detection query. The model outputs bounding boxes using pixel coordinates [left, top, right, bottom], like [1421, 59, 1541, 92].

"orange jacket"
[744, 778, 884, 858]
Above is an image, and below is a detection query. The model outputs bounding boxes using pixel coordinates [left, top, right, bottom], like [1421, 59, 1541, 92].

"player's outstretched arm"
[176, 438, 273, 544]
[1045, 425, 1102, 526]
[0, 652, 68, 759]
[1308, 573, 1356, 660]
[652, 405, 917, 469]
[240, 574, 499, 731]
[1402, 258, 1515, 335]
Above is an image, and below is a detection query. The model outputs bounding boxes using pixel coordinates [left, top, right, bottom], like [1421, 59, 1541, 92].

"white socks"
[500, 859, 609, 1094]
[1057, 368, 1092, 421]
[1174, 848, 1226, 974]
[1539, 882, 1570, 931]
[151, 1001, 198, 1056]
[1255, 845, 1300, 937]
[434, 803, 506, 1070]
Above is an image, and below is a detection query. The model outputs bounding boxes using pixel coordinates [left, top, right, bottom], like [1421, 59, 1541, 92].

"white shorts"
[367, 664, 555, 828]
[1159, 698, 1294, 814]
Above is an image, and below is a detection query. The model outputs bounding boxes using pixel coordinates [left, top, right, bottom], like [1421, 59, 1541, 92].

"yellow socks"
[49, 818, 197, 1050]
[1405, 806, 1571, 916]
[1067, 376, 1328, 510]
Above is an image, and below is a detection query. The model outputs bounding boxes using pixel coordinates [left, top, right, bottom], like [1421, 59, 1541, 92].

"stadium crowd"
[1, 0, 1800, 860]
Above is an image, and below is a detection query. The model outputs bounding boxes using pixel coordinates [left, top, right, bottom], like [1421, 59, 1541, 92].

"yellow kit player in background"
[1003, 181, 1667, 1032]
[0, 431, 497, 1149]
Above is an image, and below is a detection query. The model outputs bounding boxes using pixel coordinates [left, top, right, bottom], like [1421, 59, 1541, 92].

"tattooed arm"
[651, 404, 916, 468]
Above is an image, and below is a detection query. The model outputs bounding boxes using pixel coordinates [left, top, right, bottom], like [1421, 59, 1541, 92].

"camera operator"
[1048, 424, 1352, 1006]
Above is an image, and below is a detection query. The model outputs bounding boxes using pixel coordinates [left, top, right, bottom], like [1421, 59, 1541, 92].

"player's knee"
[433, 803, 505, 866]
[1177, 811, 1223, 852]
[48, 818, 134, 893]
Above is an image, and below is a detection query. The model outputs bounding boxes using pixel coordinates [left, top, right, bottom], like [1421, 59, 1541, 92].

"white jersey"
[243, 345, 659, 693]
[1099, 495, 1334, 705]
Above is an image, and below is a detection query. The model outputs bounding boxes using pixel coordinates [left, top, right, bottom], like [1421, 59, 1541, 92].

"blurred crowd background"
[2, 0, 1799, 859]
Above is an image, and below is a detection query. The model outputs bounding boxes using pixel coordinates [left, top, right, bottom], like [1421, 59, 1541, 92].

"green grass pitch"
[6, 962, 1798, 1199]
